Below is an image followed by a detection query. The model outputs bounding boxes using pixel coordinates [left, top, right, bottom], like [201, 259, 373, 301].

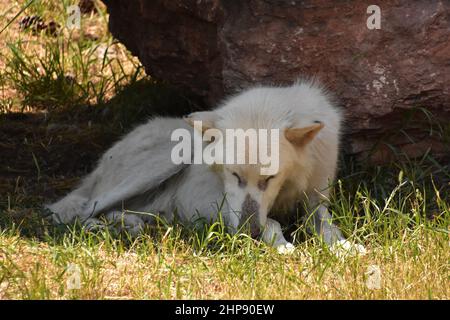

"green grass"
[1, 157, 449, 299]
[0, 0, 144, 113]
[3, 38, 143, 110]
[0, 0, 449, 300]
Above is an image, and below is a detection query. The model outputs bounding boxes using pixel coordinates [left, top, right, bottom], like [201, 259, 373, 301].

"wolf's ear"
[184, 111, 216, 133]
[284, 122, 324, 147]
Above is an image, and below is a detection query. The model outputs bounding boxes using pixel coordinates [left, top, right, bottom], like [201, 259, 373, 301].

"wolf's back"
[47, 117, 192, 223]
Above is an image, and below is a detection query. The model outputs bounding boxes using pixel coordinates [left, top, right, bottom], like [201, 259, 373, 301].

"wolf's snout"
[250, 227, 261, 238]
[240, 194, 261, 238]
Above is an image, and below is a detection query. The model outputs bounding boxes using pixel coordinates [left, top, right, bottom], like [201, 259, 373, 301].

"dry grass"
[0, 0, 144, 113]
[0, 0, 449, 300]
[0, 223, 448, 299]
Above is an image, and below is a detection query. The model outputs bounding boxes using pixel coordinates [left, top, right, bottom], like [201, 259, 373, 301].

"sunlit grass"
[1, 157, 449, 299]
[0, 0, 144, 113]
[0, 0, 448, 300]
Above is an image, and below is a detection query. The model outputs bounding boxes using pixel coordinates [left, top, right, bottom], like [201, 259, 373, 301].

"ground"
[0, 1, 449, 299]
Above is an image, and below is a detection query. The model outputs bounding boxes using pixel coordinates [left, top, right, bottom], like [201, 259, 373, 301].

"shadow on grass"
[0, 78, 203, 241]
[0, 78, 449, 246]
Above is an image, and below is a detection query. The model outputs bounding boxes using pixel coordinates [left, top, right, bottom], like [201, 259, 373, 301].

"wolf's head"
[184, 86, 327, 237]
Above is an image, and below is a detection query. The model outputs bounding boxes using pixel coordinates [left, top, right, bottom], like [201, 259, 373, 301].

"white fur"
[47, 80, 358, 250]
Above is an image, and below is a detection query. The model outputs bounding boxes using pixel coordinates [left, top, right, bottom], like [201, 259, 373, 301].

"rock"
[102, 0, 450, 161]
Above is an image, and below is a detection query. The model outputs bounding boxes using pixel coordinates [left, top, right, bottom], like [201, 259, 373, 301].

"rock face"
[103, 0, 450, 162]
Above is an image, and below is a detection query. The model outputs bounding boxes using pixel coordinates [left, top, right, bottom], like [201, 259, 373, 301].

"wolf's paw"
[83, 218, 107, 231]
[45, 205, 72, 224]
[277, 242, 295, 255]
[331, 240, 367, 258]
[45, 194, 89, 224]
[105, 211, 145, 237]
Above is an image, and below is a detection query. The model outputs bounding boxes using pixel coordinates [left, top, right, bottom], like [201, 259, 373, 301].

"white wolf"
[47, 80, 363, 253]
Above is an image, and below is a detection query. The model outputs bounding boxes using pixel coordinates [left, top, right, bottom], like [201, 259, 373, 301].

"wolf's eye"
[232, 172, 242, 183]
[258, 175, 276, 191]
[232, 172, 247, 187]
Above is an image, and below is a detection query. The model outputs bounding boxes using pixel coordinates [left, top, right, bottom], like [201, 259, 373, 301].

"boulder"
[102, 0, 450, 162]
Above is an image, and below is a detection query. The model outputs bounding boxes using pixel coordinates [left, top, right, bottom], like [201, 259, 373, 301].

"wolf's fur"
[47, 80, 350, 250]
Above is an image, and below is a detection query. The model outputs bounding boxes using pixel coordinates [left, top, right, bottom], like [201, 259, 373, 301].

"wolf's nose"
[251, 227, 261, 238]
[241, 194, 261, 238]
